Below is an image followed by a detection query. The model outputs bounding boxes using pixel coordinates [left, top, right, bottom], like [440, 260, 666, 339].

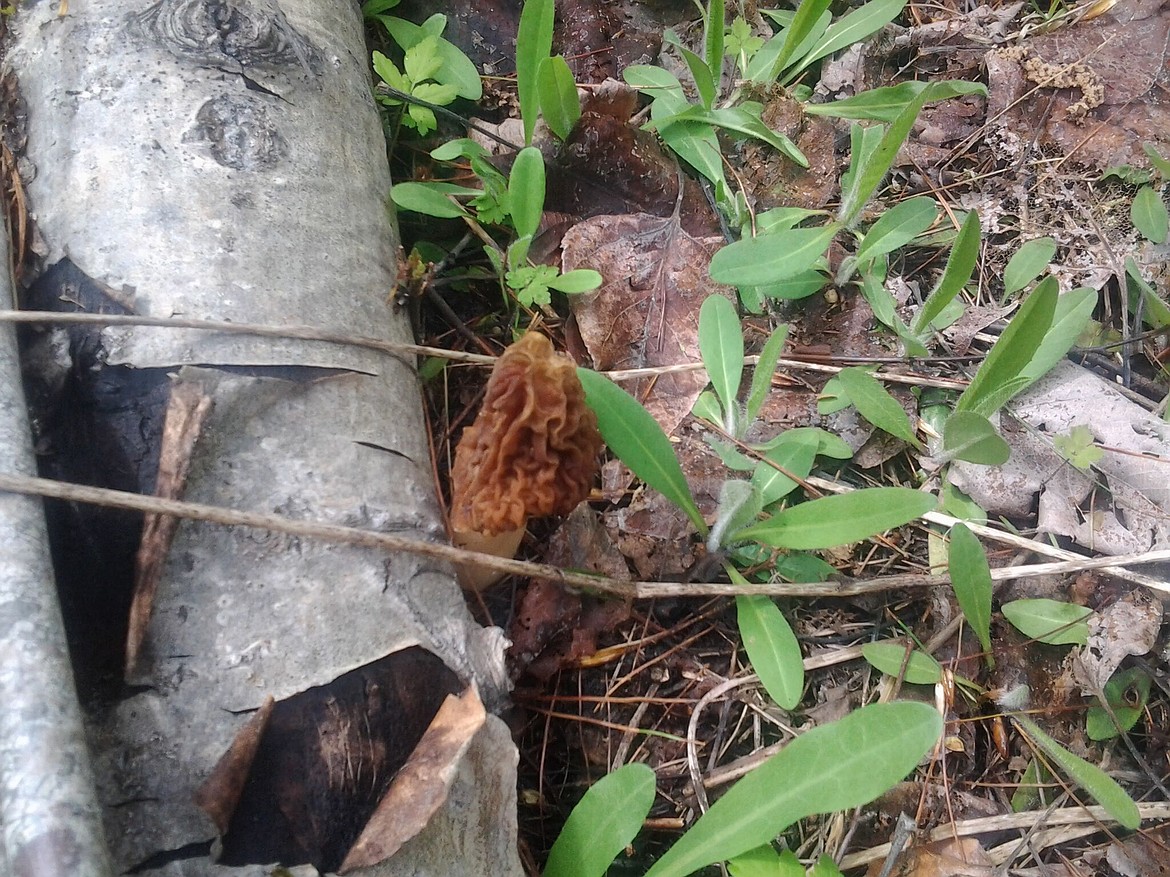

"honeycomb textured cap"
[450, 333, 602, 537]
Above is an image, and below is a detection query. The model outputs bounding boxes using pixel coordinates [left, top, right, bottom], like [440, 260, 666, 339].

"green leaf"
[1001, 599, 1091, 646]
[623, 64, 686, 101]
[643, 702, 943, 877]
[430, 137, 490, 162]
[746, 270, 829, 303]
[855, 197, 938, 266]
[656, 105, 807, 167]
[806, 80, 987, 122]
[941, 411, 1010, 466]
[390, 181, 476, 218]
[756, 426, 852, 459]
[737, 592, 804, 710]
[838, 83, 939, 227]
[703, 0, 725, 91]
[547, 268, 601, 293]
[578, 369, 707, 536]
[948, 524, 993, 657]
[1012, 715, 1140, 830]
[678, 43, 718, 110]
[372, 50, 409, 92]
[788, 0, 908, 80]
[1052, 424, 1103, 470]
[544, 763, 657, 877]
[736, 487, 936, 549]
[711, 225, 840, 287]
[809, 854, 847, 877]
[728, 846, 804, 877]
[380, 17, 482, 99]
[516, 0, 554, 144]
[537, 55, 580, 140]
[709, 481, 763, 551]
[1086, 668, 1150, 741]
[746, 324, 790, 425]
[861, 641, 942, 684]
[1125, 258, 1170, 329]
[694, 391, 726, 428]
[1144, 142, 1170, 178]
[757, 207, 827, 233]
[1003, 237, 1057, 298]
[912, 210, 980, 336]
[1132, 184, 1169, 244]
[363, 0, 401, 17]
[699, 295, 745, 434]
[836, 367, 921, 448]
[507, 146, 546, 239]
[404, 35, 443, 83]
[956, 276, 1058, 417]
[651, 95, 726, 187]
[751, 434, 818, 506]
[761, 0, 831, 81]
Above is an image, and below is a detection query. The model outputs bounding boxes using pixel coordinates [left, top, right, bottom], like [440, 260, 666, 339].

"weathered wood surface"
[1, 1, 521, 874]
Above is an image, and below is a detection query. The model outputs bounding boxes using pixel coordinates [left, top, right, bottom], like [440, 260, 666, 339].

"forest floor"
[376, 0, 1170, 874]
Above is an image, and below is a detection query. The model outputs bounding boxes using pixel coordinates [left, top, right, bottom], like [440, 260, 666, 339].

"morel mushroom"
[450, 332, 603, 590]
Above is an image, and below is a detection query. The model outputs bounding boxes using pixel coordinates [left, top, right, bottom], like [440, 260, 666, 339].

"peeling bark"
[2, 1, 520, 874]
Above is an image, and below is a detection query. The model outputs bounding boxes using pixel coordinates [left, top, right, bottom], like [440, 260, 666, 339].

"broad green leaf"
[757, 207, 827, 234]
[404, 35, 443, 84]
[836, 367, 921, 448]
[516, 0, 554, 144]
[751, 434, 818, 506]
[756, 426, 852, 459]
[678, 43, 718, 110]
[709, 481, 763, 551]
[1003, 237, 1057, 298]
[1017, 284, 1096, 387]
[816, 375, 850, 415]
[956, 276, 1058, 417]
[430, 137, 489, 162]
[1012, 715, 1140, 830]
[861, 641, 942, 684]
[507, 146, 546, 239]
[362, 0, 401, 17]
[699, 295, 745, 433]
[657, 105, 807, 167]
[643, 702, 943, 877]
[379, 17, 481, 99]
[948, 524, 993, 656]
[855, 197, 938, 265]
[746, 324, 790, 425]
[623, 64, 686, 101]
[728, 845, 804, 877]
[390, 181, 476, 218]
[857, 271, 917, 346]
[537, 55, 580, 140]
[736, 487, 936, 549]
[806, 80, 987, 122]
[544, 762, 657, 877]
[736, 591, 804, 709]
[578, 369, 707, 535]
[912, 210, 980, 336]
[942, 411, 1010, 465]
[1001, 598, 1091, 646]
[1011, 757, 1053, 812]
[787, 0, 907, 81]
[547, 269, 602, 293]
[650, 92, 726, 186]
[1132, 185, 1169, 244]
[711, 225, 841, 287]
[1086, 668, 1150, 741]
[746, 270, 829, 303]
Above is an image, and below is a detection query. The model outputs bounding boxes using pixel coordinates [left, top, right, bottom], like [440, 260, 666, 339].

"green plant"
[368, 11, 482, 137]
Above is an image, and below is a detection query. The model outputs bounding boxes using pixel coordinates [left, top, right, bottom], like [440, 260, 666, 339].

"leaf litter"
[382, 0, 1170, 873]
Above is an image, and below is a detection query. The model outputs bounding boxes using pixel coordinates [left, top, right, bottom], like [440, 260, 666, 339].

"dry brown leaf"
[563, 211, 736, 439]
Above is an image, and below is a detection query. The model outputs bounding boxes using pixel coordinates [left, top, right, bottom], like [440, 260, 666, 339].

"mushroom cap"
[450, 332, 602, 537]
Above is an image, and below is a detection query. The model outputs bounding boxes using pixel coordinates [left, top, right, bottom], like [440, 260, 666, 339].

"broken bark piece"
[125, 376, 212, 678]
[449, 332, 602, 589]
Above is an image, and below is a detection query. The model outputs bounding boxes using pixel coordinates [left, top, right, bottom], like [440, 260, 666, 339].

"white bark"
[3, 1, 520, 874]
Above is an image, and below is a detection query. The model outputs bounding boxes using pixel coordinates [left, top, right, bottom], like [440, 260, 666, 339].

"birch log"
[3, 1, 521, 874]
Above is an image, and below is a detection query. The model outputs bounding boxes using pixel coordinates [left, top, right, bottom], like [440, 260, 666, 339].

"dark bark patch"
[187, 95, 288, 170]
